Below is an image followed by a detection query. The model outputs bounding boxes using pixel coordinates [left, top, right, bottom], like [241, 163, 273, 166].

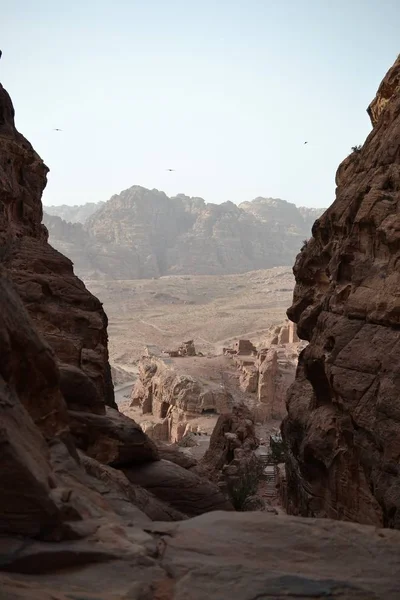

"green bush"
[269, 433, 287, 464]
[226, 458, 265, 511]
[300, 239, 309, 251]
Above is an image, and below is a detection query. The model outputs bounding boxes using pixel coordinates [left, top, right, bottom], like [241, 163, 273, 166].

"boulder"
[200, 404, 259, 489]
[80, 453, 187, 522]
[59, 364, 105, 415]
[68, 407, 159, 467]
[123, 459, 233, 516]
[156, 441, 197, 470]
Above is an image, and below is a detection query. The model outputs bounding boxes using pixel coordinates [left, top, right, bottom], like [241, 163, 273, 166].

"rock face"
[42, 189, 324, 280]
[0, 82, 235, 533]
[0, 84, 115, 408]
[255, 321, 305, 421]
[44, 201, 105, 223]
[131, 357, 233, 442]
[224, 322, 304, 422]
[200, 404, 259, 487]
[283, 56, 400, 528]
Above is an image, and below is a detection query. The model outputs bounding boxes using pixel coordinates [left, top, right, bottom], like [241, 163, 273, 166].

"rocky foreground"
[1, 57, 400, 598]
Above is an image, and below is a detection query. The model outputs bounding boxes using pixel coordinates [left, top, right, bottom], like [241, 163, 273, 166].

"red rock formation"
[283, 55, 400, 528]
[200, 404, 259, 481]
[0, 84, 115, 408]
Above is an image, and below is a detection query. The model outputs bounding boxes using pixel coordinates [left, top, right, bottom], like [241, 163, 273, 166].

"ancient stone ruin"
[131, 356, 233, 442]
[223, 322, 305, 421]
[166, 339, 197, 357]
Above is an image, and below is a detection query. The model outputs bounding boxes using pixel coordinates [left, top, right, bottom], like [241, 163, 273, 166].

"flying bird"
[53, 128, 63, 131]
[0, 50, 2, 60]
[166, 168, 175, 171]
[304, 141, 308, 144]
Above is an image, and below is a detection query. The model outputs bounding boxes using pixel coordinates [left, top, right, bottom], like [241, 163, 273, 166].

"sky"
[1, 1, 399, 208]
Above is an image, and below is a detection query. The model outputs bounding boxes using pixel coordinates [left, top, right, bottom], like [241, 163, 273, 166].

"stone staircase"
[263, 464, 277, 497]
[257, 453, 277, 497]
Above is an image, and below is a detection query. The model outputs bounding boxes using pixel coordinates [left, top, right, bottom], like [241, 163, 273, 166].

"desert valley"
[1, 23, 400, 600]
[42, 189, 316, 495]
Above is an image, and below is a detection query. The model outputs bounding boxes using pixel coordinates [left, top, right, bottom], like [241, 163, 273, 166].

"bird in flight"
[166, 168, 175, 171]
[304, 141, 308, 144]
[0, 50, 2, 60]
[53, 128, 63, 131]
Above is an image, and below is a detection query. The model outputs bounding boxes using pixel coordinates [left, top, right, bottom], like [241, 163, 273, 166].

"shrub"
[226, 457, 265, 511]
[300, 239, 309, 251]
[269, 434, 287, 464]
[351, 145, 362, 153]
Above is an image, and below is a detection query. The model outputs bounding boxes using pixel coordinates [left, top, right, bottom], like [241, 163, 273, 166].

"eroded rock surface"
[283, 55, 400, 528]
[224, 322, 304, 421]
[2, 512, 400, 599]
[255, 322, 305, 421]
[131, 356, 234, 442]
[0, 83, 115, 408]
[199, 404, 259, 492]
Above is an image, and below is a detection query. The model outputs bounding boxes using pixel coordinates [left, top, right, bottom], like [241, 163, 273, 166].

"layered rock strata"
[283, 55, 400, 528]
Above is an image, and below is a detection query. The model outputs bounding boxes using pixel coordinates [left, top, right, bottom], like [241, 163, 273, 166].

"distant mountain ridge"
[43, 186, 325, 280]
[44, 201, 105, 223]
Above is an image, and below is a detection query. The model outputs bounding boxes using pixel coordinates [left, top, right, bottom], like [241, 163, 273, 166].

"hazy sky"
[2, 1, 399, 208]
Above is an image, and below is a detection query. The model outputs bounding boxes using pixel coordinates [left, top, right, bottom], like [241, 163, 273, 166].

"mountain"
[43, 187, 325, 280]
[44, 201, 105, 223]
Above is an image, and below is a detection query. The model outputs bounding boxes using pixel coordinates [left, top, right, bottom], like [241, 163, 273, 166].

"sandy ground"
[86, 266, 294, 375]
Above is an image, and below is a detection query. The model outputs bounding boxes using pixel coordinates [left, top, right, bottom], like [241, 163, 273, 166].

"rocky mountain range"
[43, 190, 324, 280]
[45, 200, 105, 223]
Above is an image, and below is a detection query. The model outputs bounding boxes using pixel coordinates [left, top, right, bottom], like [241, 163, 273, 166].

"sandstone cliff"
[0, 84, 115, 407]
[42, 190, 324, 280]
[283, 55, 400, 528]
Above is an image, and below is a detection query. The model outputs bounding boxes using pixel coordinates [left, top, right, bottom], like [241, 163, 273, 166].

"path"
[139, 319, 170, 335]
